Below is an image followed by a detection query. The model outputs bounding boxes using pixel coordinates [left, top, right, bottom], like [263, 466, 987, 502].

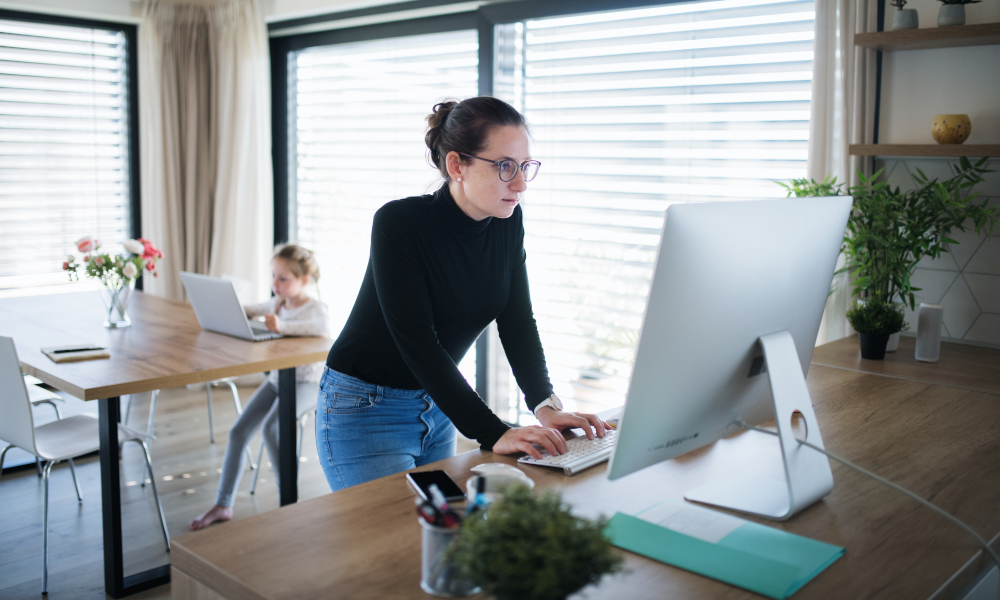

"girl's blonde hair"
[273, 243, 320, 282]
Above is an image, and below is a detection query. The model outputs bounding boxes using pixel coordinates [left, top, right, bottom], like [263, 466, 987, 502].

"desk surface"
[812, 335, 1000, 396]
[0, 291, 333, 400]
[171, 364, 1000, 600]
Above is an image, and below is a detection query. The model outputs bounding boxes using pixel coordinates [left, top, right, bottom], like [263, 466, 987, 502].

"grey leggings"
[215, 379, 318, 507]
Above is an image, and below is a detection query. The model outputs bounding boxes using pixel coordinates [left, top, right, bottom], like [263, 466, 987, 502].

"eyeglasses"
[459, 153, 541, 182]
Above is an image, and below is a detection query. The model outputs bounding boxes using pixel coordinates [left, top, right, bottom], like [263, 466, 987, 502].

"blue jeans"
[315, 367, 456, 492]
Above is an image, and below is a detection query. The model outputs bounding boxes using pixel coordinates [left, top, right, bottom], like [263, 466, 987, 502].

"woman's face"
[447, 125, 531, 221]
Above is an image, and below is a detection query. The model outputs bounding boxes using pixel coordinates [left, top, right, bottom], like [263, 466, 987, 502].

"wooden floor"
[0, 383, 478, 599]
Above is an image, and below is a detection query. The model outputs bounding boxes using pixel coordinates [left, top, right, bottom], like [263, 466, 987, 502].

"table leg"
[278, 368, 298, 506]
[99, 396, 170, 597]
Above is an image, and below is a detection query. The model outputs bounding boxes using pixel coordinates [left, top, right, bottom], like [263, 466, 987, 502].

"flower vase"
[101, 280, 135, 328]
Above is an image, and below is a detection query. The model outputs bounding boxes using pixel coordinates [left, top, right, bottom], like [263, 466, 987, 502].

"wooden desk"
[812, 335, 1000, 396]
[170, 364, 1000, 600]
[0, 291, 333, 598]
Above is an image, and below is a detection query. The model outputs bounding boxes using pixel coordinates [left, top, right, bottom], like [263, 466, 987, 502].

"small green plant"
[776, 175, 844, 198]
[890, 0, 907, 9]
[938, 0, 979, 5]
[845, 297, 907, 335]
[448, 485, 623, 600]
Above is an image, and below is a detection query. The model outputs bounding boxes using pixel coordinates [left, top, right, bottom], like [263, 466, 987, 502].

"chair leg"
[67, 458, 83, 503]
[205, 384, 216, 444]
[36, 457, 43, 477]
[0, 444, 11, 484]
[133, 440, 170, 552]
[142, 389, 160, 488]
[123, 394, 132, 424]
[249, 437, 265, 495]
[42, 460, 55, 595]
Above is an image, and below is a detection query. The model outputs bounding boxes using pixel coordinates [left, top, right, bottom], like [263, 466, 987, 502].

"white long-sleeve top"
[244, 297, 330, 384]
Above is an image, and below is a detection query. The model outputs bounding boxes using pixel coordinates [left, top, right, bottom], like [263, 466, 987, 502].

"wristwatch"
[533, 394, 563, 415]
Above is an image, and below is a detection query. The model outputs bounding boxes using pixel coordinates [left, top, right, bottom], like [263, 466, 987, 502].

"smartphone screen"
[406, 470, 465, 503]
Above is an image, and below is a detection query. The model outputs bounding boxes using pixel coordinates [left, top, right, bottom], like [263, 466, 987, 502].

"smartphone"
[406, 470, 465, 503]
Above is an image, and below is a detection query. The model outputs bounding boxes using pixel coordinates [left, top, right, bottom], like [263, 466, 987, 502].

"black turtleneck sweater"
[325, 184, 553, 450]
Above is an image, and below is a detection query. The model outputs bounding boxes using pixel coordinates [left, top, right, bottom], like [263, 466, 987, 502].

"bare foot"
[189, 505, 233, 530]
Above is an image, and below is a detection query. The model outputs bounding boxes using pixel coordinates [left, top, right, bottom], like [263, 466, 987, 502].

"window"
[0, 13, 136, 296]
[493, 0, 814, 419]
[285, 28, 479, 383]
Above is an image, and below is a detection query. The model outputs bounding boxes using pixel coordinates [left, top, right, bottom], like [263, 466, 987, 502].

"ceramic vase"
[915, 303, 944, 363]
[932, 114, 971, 144]
[885, 331, 901, 352]
[892, 9, 919, 30]
[938, 4, 966, 27]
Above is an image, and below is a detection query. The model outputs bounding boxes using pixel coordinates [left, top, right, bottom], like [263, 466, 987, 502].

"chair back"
[0, 336, 38, 454]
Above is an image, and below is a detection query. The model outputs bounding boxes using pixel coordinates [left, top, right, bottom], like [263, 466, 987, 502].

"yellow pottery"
[932, 114, 971, 144]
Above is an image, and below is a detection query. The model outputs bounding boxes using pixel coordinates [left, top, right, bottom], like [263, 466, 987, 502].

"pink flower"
[62, 262, 69, 270]
[145, 261, 156, 271]
[95, 257, 104, 265]
[83, 255, 90, 262]
[75, 236, 99, 253]
[137, 237, 163, 260]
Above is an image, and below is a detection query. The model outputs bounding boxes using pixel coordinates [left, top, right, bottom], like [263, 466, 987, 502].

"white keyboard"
[518, 429, 618, 476]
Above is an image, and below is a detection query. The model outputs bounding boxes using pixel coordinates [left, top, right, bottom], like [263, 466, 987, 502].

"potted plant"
[845, 297, 907, 359]
[890, 0, 918, 30]
[937, 0, 980, 27]
[448, 485, 623, 600]
[779, 157, 998, 354]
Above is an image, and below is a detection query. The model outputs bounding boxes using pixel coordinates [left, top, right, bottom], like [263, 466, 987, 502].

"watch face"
[550, 395, 563, 410]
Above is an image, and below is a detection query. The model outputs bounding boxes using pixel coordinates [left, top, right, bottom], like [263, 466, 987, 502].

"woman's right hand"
[492, 425, 567, 459]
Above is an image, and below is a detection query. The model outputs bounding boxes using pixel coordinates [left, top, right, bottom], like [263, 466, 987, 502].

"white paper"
[635, 501, 745, 544]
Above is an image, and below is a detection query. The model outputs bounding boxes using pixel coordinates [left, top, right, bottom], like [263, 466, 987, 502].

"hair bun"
[425, 100, 458, 166]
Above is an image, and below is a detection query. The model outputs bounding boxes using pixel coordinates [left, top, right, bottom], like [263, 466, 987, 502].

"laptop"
[179, 271, 283, 342]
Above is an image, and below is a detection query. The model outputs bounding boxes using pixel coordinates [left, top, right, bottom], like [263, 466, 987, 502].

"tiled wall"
[878, 157, 1000, 347]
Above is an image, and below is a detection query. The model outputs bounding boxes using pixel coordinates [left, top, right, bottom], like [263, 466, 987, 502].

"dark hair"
[273, 243, 320, 283]
[425, 96, 528, 180]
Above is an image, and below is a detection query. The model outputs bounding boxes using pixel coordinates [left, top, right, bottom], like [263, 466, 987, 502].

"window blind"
[0, 17, 132, 294]
[494, 0, 814, 418]
[288, 28, 479, 380]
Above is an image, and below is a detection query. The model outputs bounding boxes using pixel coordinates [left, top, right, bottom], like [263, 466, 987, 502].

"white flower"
[66, 254, 75, 263]
[123, 239, 145, 255]
[122, 262, 138, 279]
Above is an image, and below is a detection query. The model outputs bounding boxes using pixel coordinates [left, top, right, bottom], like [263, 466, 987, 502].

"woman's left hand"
[535, 408, 609, 440]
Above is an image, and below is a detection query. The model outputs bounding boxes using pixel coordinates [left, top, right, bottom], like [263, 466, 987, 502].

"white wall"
[876, 1, 1000, 347]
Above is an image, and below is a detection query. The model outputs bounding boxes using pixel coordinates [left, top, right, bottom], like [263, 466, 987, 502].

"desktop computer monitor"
[606, 197, 853, 521]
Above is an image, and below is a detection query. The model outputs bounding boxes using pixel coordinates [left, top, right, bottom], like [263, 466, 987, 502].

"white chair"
[0, 336, 170, 595]
[23, 376, 68, 478]
[249, 408, 314, 495]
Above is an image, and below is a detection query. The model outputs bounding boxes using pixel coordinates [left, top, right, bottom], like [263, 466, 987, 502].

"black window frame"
[0, 8, 142, 288]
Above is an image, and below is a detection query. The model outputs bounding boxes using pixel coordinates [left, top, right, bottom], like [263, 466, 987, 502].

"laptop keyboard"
[518, 429, 617, 476]
[250, 324, 282, 341]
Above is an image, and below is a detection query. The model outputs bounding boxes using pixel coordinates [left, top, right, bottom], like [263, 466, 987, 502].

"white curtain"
[808, 0, 879, 345]
[139, 0, 273, 302]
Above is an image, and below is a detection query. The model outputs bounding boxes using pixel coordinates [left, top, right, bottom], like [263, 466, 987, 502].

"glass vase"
[100, 279, 135, 328]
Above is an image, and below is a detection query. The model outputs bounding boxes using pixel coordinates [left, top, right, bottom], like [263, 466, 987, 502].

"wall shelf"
[849, 144, 1000, 157]
[854, 22, 1000, 51]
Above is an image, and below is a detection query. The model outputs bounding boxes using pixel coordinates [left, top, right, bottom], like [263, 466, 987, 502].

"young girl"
[190, 244, 329, 530]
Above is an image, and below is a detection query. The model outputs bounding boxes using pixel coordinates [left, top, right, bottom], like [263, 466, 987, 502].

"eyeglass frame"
[458, 152, 541, 182]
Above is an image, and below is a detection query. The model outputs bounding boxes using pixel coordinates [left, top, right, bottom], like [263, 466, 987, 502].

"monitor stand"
[684, 330, 834, 521]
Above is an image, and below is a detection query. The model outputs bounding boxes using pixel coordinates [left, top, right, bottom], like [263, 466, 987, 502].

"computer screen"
[606, 197, 852, 520]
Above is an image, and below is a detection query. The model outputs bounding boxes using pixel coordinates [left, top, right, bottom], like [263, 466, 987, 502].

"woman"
[316, 96, 607, 491]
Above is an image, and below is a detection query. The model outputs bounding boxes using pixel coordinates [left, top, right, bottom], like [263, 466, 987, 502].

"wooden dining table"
[0, 290, 333, 598]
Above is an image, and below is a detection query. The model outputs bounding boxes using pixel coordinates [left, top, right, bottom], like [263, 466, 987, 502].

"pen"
[51, 347, 105, 354]
[428, 484, 461, 528]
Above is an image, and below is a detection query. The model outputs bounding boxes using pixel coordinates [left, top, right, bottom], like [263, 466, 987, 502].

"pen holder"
[419, 519, 480, 598]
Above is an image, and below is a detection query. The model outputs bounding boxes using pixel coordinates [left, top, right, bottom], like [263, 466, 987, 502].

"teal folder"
[606, 506, 844, 599]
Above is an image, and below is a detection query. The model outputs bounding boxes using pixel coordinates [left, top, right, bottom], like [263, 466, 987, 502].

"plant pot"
[858, 333, 890, 360]
[885, 331, 901, 352]
[938, 4, 965, 27]
[892, 9, 919, 30]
